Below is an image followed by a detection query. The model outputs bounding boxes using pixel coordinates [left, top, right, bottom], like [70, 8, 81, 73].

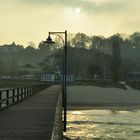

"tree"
[71, 33, 90, 48]
[38, 42, 51, 51]
[129, 32, 140, 48]
[0, 59, 6, 74]
[110, 35, 122, 83]
[91, 35, 105, 49]
[87, 64, 100, 79]
[28, 41, 36, 48]
[39, 55, 58, 73]
[25, 46, 36, 53]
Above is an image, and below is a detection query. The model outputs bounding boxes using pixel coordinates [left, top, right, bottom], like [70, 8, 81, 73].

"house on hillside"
[0, 42, 23, 52]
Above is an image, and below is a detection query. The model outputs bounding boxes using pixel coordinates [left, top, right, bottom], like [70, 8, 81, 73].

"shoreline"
[67, 105, 140, 111]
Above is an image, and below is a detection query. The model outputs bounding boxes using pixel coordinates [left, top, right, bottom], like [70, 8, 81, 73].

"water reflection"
[64, 110, 140, 140]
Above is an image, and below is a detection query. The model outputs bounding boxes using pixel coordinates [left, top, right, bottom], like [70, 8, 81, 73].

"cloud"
[0, 0, 140, 45]
[2, 0, 140, 14]
[6, 0, 139, 17]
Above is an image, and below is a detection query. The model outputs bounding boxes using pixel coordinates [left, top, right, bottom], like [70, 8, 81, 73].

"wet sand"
[68, 105, 140, 111]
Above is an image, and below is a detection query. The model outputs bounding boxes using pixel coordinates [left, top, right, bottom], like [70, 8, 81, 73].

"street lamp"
[43, 30, 67, 132]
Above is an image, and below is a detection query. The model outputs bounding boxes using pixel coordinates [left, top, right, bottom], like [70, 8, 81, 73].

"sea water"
[64, 109, 140, 140]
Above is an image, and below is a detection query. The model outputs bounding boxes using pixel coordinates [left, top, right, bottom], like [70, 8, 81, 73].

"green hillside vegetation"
[0, 32, 140, 83]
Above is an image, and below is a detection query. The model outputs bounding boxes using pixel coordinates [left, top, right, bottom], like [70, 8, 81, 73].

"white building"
[41, 74, 55, 81]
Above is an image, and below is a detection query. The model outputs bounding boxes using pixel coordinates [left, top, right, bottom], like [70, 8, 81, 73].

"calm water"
[64, 109, 140, 140]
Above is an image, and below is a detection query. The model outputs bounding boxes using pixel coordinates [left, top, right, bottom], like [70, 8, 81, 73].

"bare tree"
[111, 35, 122, 83]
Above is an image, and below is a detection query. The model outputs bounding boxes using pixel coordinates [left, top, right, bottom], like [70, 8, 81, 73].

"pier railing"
[0, 84, 48, 110]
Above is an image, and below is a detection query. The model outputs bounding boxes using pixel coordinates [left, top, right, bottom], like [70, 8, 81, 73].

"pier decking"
[0, 85, 61, 140]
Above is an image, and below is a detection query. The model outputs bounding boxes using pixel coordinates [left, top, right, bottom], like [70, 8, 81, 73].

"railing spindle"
[17, 88, 19, 101]
[0, 91, 2, 108]
[24, 87, 26, 98]
[12, 89, 15, 103]
[6, 90, 9, 106]
[21, 88, 23, 99]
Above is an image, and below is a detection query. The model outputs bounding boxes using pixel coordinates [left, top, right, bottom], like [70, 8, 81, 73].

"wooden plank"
[0, 85, 61, 140]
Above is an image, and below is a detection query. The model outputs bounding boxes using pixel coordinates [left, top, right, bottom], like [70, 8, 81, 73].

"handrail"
[0, 84, 49, 110]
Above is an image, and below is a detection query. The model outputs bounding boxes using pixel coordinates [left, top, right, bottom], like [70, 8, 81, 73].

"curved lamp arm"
[49, 33, 65, 45]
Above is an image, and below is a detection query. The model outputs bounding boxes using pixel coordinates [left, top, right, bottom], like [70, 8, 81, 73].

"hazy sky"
[0, 0, 140, 46]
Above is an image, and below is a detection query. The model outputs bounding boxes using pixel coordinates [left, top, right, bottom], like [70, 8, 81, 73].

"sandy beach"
[67, 85, 140, 110]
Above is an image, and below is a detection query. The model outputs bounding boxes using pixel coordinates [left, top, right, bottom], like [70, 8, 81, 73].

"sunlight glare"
[75, 8, 81, 14]
[72, 111, 83, 115]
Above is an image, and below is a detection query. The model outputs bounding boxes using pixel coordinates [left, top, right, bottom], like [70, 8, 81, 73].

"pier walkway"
[0, 85, 61, 140]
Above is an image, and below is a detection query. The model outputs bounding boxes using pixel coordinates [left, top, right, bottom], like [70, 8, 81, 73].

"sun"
[75, 8, 81, 14]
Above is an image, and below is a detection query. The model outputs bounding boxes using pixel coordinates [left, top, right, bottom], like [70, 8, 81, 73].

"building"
[41, 73, 56, 81]
[126, 72, 140, 81]
[0, 42, 23, 53]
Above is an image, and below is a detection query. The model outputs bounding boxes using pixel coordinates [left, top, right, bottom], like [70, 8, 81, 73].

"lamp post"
[43, 30, 67, 132]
